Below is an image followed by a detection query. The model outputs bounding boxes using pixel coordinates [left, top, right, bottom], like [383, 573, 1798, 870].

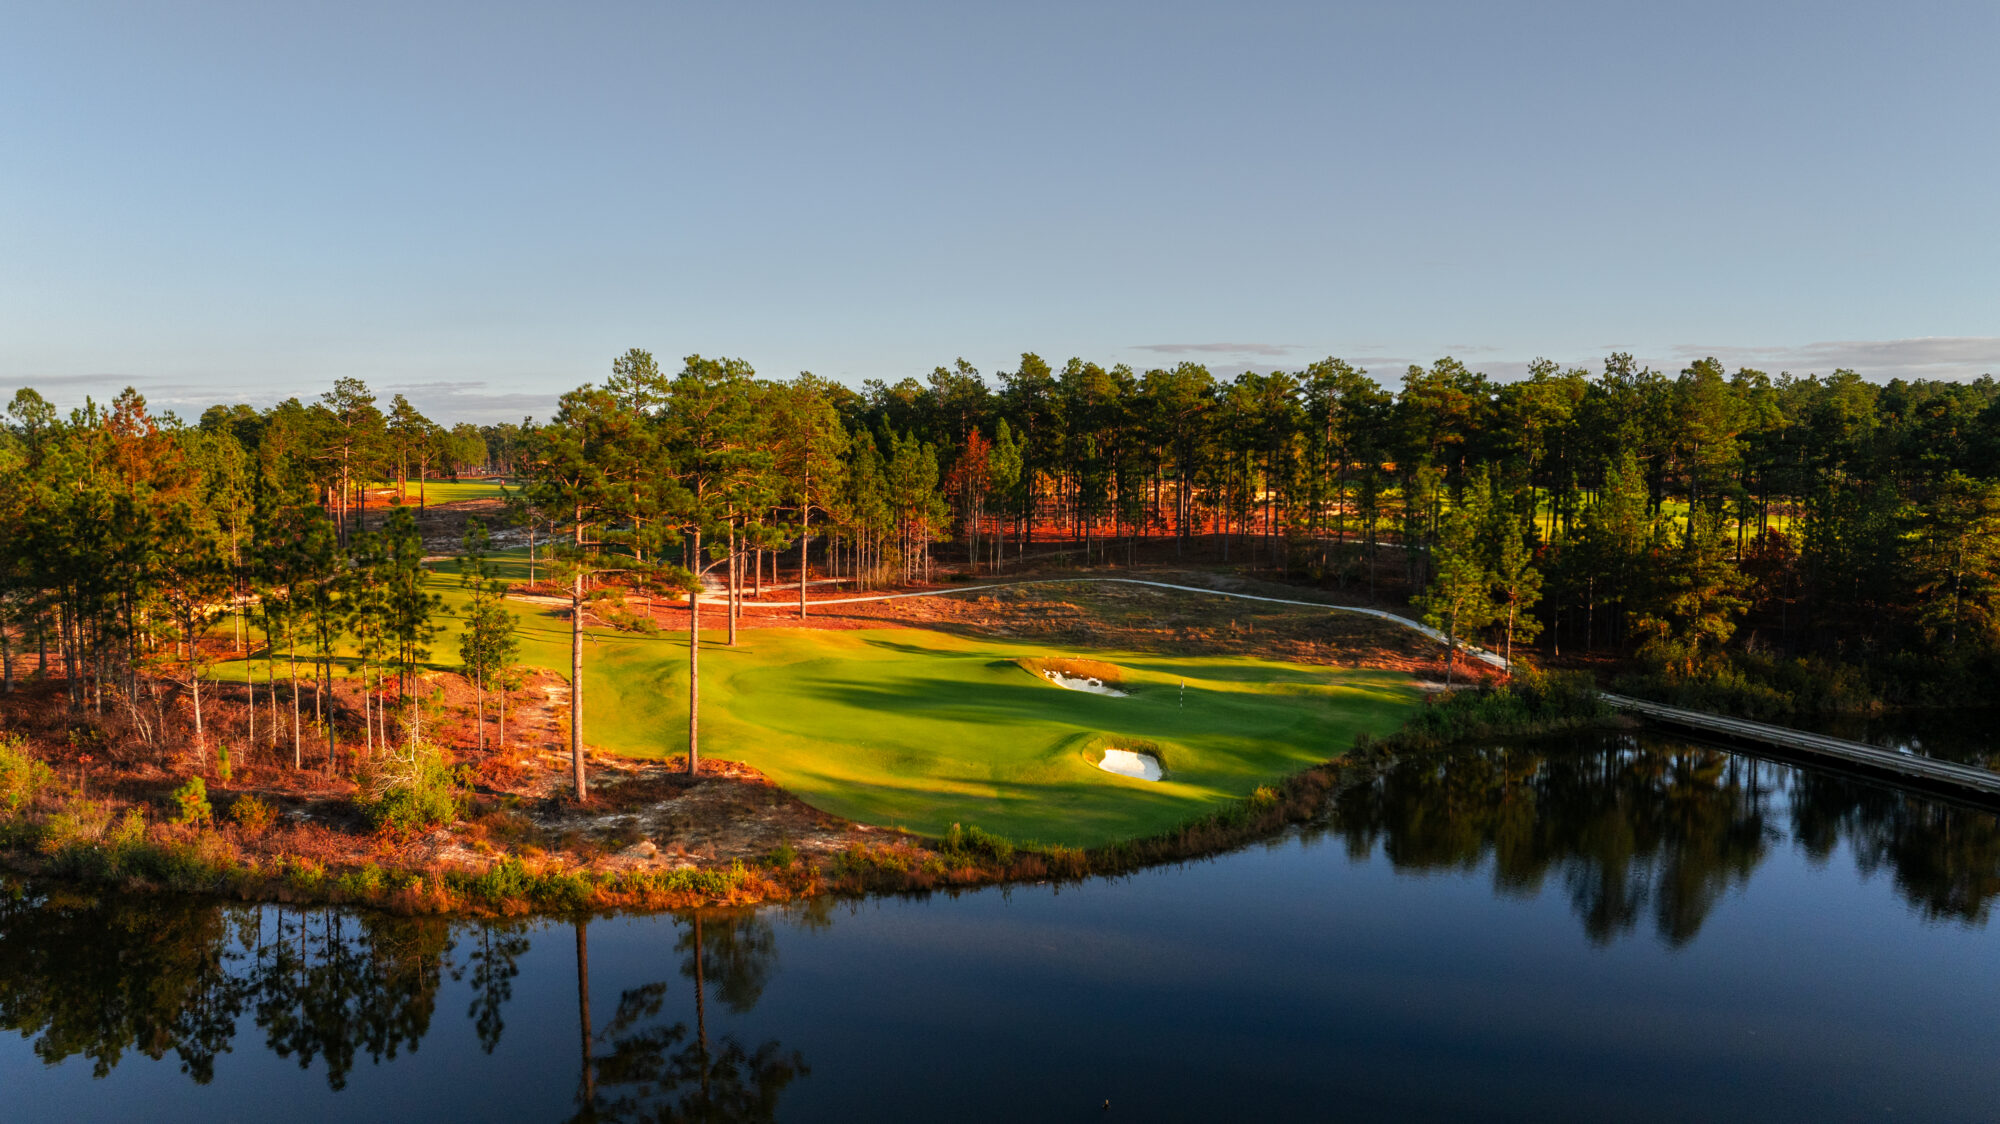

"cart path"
[528, 576, 1509, 669]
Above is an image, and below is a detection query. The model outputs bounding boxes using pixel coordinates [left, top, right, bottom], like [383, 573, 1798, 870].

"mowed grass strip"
[366, 479, 514, 505]
[217, 555, 1421, 848]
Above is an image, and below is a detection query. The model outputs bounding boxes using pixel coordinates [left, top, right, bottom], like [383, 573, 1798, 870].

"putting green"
[216, 555, 1422, 848]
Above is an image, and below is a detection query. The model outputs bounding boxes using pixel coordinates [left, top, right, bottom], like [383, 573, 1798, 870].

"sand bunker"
[1043, 670, 1128, 697]
[1097, 749, 1163, 781]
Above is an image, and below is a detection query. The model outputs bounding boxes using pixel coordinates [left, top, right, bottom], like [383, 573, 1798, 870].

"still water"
[6, 730, 2000, 1122]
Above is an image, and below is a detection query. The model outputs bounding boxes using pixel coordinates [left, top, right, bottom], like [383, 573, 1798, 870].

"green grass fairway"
[578, 629, 1418, 847]
[368, 479, 512, 505]
[216, 556, 1421, 848]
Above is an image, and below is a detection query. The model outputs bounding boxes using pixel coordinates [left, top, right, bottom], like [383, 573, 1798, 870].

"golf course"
[219, 551, 1426, 849]
[550, 626, 1418, 847]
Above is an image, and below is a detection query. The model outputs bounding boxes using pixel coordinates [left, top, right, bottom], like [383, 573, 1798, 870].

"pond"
[6, 729, 2000, 1121]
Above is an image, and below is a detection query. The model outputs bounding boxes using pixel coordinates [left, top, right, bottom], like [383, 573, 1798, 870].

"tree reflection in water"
[1324, 731, 2000, 941]
[571, 908, 807, 1123]
[0, 888, 250, 1082]
[0, 891, 480, 1089]
[249, 907, 455, 1089]
[0, 886, 805, 1119]
[1789, 771, 2000, 923]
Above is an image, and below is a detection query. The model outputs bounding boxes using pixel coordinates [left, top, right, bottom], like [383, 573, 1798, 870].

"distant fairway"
[367, 479, 512, 505]
[217, 553, 1422, 848]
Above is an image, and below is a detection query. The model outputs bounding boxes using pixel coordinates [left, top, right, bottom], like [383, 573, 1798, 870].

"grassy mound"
[1017, 656, 1131, 689]
[1069, 732, 1170, 773]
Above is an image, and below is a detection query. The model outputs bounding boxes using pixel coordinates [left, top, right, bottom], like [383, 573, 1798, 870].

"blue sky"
[3, 1, 1995, 422]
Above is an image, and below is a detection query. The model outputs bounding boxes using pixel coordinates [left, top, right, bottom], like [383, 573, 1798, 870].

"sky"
[3, 0, 1996, 423]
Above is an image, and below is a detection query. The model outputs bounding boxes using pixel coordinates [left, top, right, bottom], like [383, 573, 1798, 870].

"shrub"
[464, 857, 530, 902]
[1043, 844, 1088, 879]
[336, 864, 386, 900]
[765, 840, 799, 868]
[940, 822, 1016, 865]
[1614, 651, 1878, 719]
[215, 743, 232, 786]
[230, 795, 276, 836]
[358, 739, 466, 834]
[109, 808, 146, 850]
[169, 777, 213, 826]
[0, 734, 52, 815]
[39, 800, 113, 853]
[285, 857, 327, 894]
[1391, 668, 1606, 748]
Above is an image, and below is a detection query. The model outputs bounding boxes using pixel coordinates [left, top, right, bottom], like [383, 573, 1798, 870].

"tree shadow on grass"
[763, 671, 1373, 750]
[856, 635, 988, 658]
[772, 760, 1222, 846]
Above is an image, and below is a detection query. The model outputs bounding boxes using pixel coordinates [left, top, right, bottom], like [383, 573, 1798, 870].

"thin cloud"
[1, 373, 558, 425]
[1131, 342, 1298, 357]
[1670, 337, 2000, 381]
[380, 381, 556, 424]
[19, 371, 161, 388]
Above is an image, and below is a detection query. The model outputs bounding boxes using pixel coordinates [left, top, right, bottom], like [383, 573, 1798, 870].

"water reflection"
[0, 889, 802, 1120]
[573, 910, 805, 1123]
[250, 909, 454, 1088]
[1813, 708, 2000, 769]
[1789, 771, 2000, 922]
[1325, 731, 2000, 941]
[0, 889, 250, 1082]
[3, 731, 1999, 1115]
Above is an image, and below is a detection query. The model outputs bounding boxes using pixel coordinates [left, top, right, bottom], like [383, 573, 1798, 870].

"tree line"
[4, 347, 1997, 792]
[518, 349, 2000, 708]
[0, 382, 514, 777]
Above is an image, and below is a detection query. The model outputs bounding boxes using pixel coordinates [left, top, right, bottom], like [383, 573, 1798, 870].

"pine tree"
[152, 497, 231, 761]
[1489, 493, 1544, 674]
[380, 505, 441, 746]
[1635, 503, 1750, 676]
[458, 520, 521, 752]
[769, 374, 850, 618]
[985, 419, 1023, 571]
[1418, 480, 1498, 688]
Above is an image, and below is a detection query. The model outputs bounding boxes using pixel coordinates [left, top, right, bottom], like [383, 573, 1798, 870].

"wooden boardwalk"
[1600, 693, 2000, 801]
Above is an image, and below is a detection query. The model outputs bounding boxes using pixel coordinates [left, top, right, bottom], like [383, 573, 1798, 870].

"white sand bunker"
[1043, 670, 1128, 697]
[1097, 749, 1163, 781]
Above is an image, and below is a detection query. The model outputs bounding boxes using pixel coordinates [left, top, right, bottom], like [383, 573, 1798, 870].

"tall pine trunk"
[687, 581, 701, 776]
[188, 628, 205, 763]
[570, 569, 586, 800]
[289, 647, 301, 769]
[798, 502, 810, 621]
[726, 529, 739, 646]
